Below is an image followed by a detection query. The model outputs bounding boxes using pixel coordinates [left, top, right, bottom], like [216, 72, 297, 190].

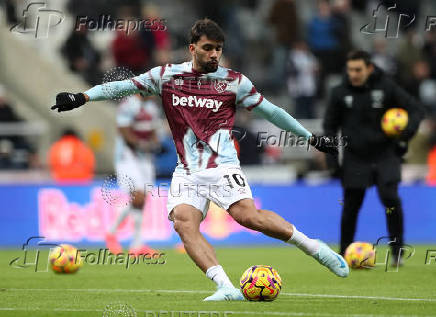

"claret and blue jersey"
[85, 61, 312, 175]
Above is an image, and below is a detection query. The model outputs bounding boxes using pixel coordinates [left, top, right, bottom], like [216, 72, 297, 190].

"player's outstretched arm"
[236, 74, 337, 155]
[51, 79, 141, 112]
[252, 99, 338, 155]
[51, 66, 163, 112]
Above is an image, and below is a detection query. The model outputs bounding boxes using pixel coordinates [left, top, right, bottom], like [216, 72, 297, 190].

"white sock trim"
[287, 225, 320, 256]
[206, 265, 234, 288]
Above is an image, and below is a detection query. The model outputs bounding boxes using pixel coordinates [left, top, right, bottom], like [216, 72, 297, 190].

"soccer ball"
[239, 265, 282, 301]
[381, 108, 408, 137]
[344, 242, 376, 269]
[49, 244, 83, 273]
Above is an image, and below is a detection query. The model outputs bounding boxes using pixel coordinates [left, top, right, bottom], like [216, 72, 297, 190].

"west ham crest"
[213, 79, 228, 93]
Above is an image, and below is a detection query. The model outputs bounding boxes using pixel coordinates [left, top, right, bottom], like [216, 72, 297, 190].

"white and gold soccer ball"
[239, 265, 282, 301]
[344, 242, 376, 269]
[49, 244, 83, 273]
[381, 108, 408, 137]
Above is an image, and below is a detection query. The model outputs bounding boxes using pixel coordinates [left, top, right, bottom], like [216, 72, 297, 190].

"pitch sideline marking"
[0, 308, 435, 317]
[5, 288, 436, 303]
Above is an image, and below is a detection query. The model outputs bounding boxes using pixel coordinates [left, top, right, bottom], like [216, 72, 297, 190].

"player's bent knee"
[172, 219, 188, 235]
[171, 204, 202, 236]
[228, 200, 265, 230]
[173, 218, 200, 241]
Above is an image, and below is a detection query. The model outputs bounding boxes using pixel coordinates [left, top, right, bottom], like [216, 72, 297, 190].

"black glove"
[309, 134, 339, 156]
[51, 92, 86, 112]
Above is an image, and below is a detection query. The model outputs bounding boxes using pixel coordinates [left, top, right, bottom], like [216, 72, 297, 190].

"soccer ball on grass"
[239, 265, 282, 301]
[344, 242, 375, 269]
[49, 244, 83, 273]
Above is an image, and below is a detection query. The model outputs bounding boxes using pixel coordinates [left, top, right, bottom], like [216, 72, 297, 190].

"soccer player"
[106, 94, 161, 256]
[52, 19, 349, 301]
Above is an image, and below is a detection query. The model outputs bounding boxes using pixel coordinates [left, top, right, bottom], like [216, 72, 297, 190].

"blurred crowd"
[1, 0, 436, 183]
[0, 85, 38, 169]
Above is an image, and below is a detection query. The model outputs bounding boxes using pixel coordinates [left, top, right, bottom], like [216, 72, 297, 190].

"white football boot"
[203, 286, 245, 301]
[313, 240, 349, 277]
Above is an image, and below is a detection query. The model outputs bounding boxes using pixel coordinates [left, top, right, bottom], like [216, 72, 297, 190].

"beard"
[198, 59, 218, 73]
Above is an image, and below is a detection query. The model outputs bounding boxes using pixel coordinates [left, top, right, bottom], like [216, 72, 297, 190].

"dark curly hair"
[189, 18, 225, 44]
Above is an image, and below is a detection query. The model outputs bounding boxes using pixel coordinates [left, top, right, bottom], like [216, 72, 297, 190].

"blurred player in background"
[323, 50, 425, 264]
[52, 18, 349, 301]
[106, 94, 161, 256]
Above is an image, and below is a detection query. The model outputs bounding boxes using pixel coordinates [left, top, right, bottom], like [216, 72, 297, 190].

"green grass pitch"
[1, 245, 436, 317]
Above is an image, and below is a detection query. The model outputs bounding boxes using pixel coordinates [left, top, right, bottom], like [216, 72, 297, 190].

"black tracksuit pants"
[340, 183, 404, 257]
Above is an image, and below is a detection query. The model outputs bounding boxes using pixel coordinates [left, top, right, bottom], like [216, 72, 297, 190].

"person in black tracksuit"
[323, 50, 425, 262]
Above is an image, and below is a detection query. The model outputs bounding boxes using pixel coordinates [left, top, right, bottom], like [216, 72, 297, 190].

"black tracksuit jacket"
[323, 67, 425, 187]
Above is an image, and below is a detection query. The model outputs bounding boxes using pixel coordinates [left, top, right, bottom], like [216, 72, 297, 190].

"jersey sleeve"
[84, 66, 163, 101]
[235, 74, 264, 111]
[130, 66, 162, 96]
[252, 98, 312, 139]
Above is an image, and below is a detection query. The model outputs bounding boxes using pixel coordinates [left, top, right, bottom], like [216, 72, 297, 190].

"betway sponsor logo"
[172, 94, 223, 112]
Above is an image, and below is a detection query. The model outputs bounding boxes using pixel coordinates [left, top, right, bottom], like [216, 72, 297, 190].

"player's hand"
[309, 134, 338, 156]
[395, 140, 408, 157]
[51, 92, 86, 112]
